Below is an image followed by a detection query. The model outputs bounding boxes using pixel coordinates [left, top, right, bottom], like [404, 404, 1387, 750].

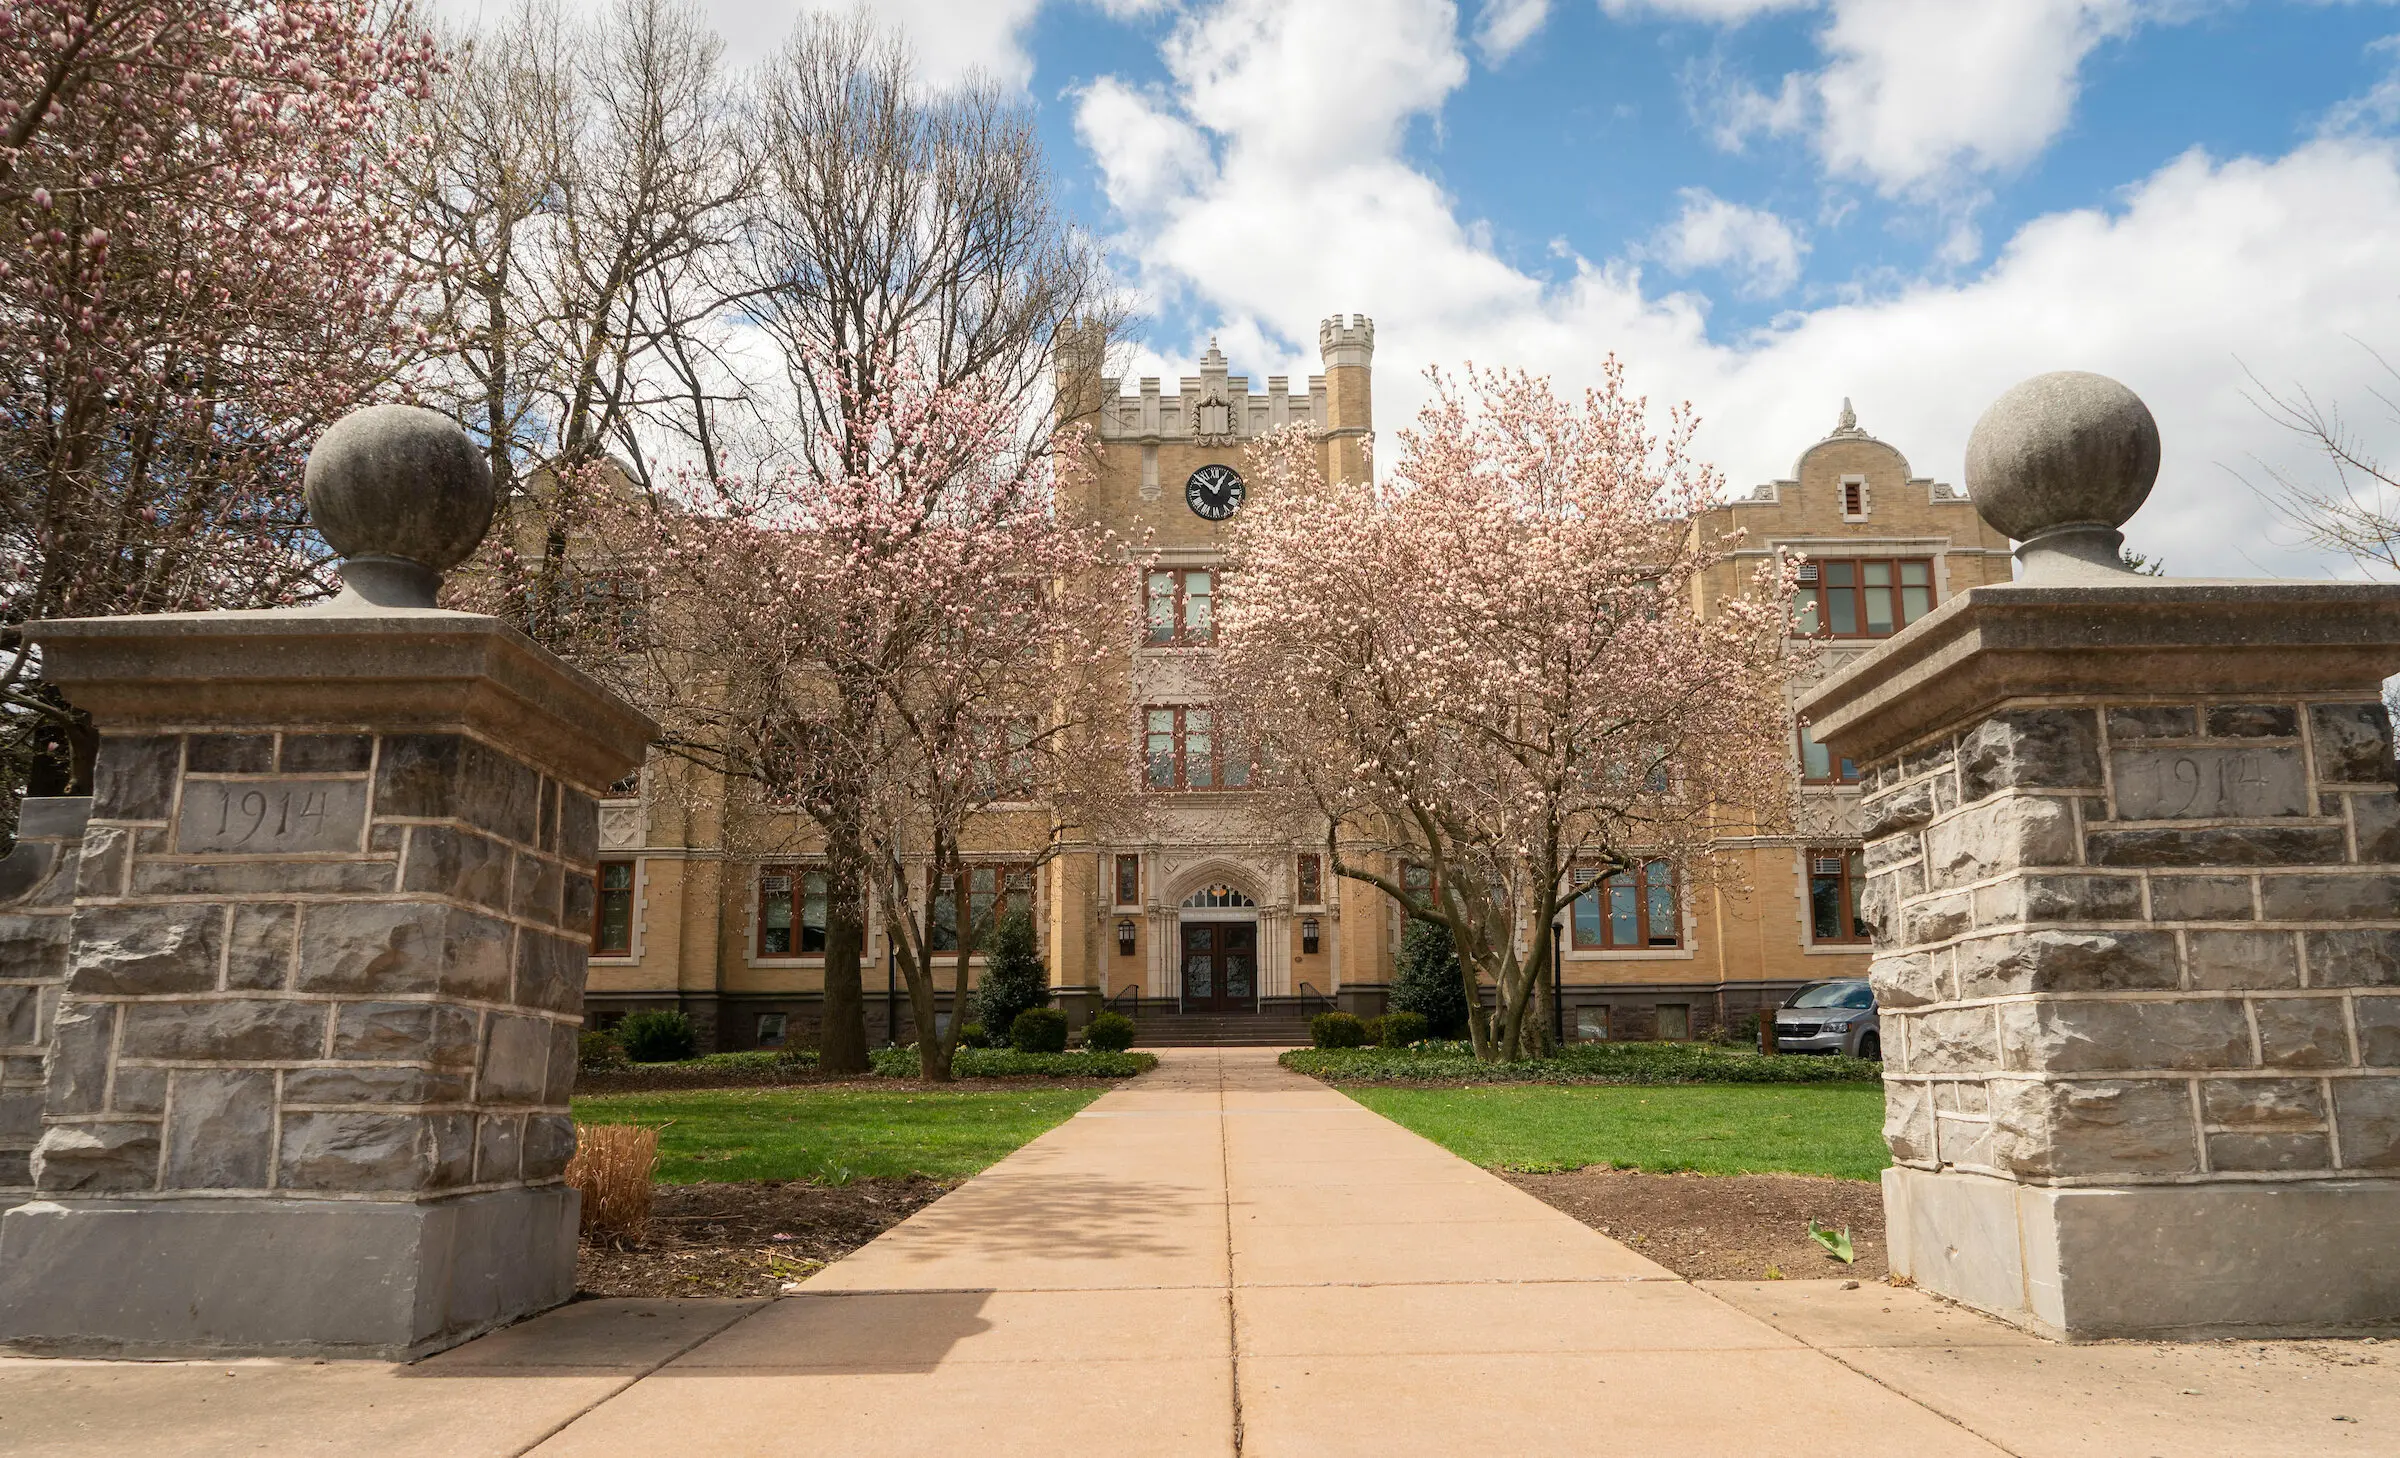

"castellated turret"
[1318, 314, 1375, 370]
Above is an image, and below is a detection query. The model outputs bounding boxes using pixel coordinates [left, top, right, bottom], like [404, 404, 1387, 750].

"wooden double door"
[1180, 921, 1258, 1012]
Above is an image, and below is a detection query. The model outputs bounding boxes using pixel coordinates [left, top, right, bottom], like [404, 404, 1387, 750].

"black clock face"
[1186, 464, 1244, 521]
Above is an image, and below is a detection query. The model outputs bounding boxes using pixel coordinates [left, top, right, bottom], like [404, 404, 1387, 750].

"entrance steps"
[1130, 1010, 1316, 1048]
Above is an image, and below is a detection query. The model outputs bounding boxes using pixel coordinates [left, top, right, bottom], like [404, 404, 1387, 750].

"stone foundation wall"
[1863, 697, 2400, 1188]
[33, 729, 598, 1201]
[0, 799, 90, 1194]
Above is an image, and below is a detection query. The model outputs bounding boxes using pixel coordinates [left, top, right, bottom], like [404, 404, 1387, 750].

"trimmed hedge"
[868, 1046, 1157, 1079]
[1282, 1040, 1883, 1086]
[577, 1030, 629, 1073]
[618, 1009, 698, 1063]
[1310, 1011, 1368, 1049]
[1083, 1010, 1136, 1052]
[1009, 1007, 1070, 1054]
[1379, 1010, 1429, 1048]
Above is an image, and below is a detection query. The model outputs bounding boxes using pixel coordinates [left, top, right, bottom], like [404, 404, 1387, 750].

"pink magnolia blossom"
[1216, 362, 1803, 1061]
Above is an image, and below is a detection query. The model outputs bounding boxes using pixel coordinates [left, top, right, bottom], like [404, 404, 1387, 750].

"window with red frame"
[1798, 722, 1861, 784]
[1115, 854, 1140, 907]
[595, 861, 634, 954]
[931, 864, 1035, 952]
[1144, 568, 1215, 646]
[1143, 705, 1249, 790]
[1791, 558, 1934, 639]
[1296, 853, 1323, 906]
[969, 715, 1038, 799]
[1570, 860, 1681, 949]
[757, 866, 828, 957]
[1809, 848, 1870, 944]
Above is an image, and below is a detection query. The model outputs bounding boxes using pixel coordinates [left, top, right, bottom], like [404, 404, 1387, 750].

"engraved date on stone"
[175, 778, 370, 854]
[2111, 747, 2307, 821]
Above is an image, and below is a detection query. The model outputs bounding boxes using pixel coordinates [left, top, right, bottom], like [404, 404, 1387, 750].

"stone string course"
[15, 728, 598, 1203]
[1862, 696, 2400, 1186]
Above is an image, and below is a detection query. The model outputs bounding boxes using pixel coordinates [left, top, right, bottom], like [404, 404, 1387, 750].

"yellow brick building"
[583, 320, 2014, 1049]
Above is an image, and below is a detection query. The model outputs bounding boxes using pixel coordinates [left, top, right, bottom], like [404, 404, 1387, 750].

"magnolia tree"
[0, 0, 435, 807]
[534, 361, 1132, 1080]
[1216, 365, 1799, 1061]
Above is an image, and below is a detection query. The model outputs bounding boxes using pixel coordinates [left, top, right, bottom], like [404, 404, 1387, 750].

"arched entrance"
[1178, 882, 1257, 1012]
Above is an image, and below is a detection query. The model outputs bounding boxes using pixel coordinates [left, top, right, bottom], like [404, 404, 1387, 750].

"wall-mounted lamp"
[1116, 918, 1137, 956]
[1301, 917, 1320, 956]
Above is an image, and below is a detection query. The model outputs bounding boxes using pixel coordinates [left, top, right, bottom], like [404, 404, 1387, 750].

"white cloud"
[2324, 33, 2400, 136]
[1474, 0, 1551, 62]
[1652, 189, 1807, 297]
[1076, 0, 2400, 578]
[1602, 0, 1812, 19]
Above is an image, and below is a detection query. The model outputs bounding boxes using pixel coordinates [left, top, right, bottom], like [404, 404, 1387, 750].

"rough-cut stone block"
[132, 859, 396, 896]
[2185, 929, 2300, 990]
[32, 1122, 161, 1192]
[2253, 996, 2351, 1068]
[522, 1114, 576, 1180]
[1902, 891, 1973, 944]
[2088, 825, 2347, 868]
[372, 735, 541, 846]
[2351, 792, 2400, 863]
[0, 983, 40, 1047]
[2259, 872, 2400, 920]
[2332, 1078, 2400, 1167]
[2201, 1076, 2323, 1125]
[511, 852, 563, 927]
[2310, 702, 2395, 786]
[92, 736, 179, 820]
[1861, 779, 1940, 839]
[2147, 874, 2254, 922]
[2206, 1131, 2330, 1172]
[72, 824, 127, 898]
[279, 734, 373, 773]
[117, 999, 326, 1062]
[109, 1066, 166, 1115]
[185, 734, 274, 773]
[476, 1015, 554, 1106]
[2111, 744, 2308, 820]
[1864, 832, 1923, 874]
[1988, 1078, 2199, 1177]
[1883, 1080, 1935, 1163]
[224, 903, 297, 991]
[2206, 704, 2299, 739]
[1909, 1007, 1998, 1072]
[1936, 1110, 1993, 1169]
[2106, 706, 2197, 740]
[1960, 708, 2102, 802]
[163, 1070, 275, 1189]
[67, 903, 225, 995]
[474, 1113, 521, 1184]
[1868, 951, 1939, 1008]
[400, 825, 510, 910]
[1998, 998, 2252, 1073]
[0, 912, 70, 987]
[558, 788, 598, 864]
[293, 902, 446, 994]
[1924, 795, 2078, 889]
[512, 931, 584, 1016]
[562, 870, 595, 932]
[2308, 930, 2400, 987]
[2357, 997, 2400, 1064]
[542, 1021, 578, 1103]
[1972, 873, 2143, 926]
[1958, 928, 2179, 998]
[278, 1111, 471, 1192]
[330, 1001, 480, 1064]
[45, 1004, 115, 1116]
[281, 1066, 473, 1105]
[1902, 739, 1957, 780]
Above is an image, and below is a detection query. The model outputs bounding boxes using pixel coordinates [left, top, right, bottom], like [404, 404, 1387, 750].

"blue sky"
[460, 0, 2400, 577]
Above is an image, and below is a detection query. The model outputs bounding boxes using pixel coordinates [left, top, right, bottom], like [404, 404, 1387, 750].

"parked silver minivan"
[1777, 978, 1880, 1059]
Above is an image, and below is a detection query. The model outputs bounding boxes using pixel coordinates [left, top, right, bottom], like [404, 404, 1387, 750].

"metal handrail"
[1293, 981, 1334, 1017]
[1105, 985, 1141, 1020]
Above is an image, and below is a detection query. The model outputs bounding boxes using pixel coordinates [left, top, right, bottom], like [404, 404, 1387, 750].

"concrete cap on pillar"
[1964, 371, 2160, 585]
[302, 404, 496, 609]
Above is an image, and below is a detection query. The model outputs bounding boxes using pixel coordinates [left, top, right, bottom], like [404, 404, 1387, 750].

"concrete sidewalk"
[2, 1048, 2394, 1456]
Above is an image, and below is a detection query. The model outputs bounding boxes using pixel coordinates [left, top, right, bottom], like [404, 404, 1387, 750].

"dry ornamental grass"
[568, 1123, 661, 1243]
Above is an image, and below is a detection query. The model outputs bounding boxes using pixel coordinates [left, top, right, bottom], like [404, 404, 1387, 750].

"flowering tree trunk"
[0, 0, 434, 823]
[1216, 365, 1800, 1061]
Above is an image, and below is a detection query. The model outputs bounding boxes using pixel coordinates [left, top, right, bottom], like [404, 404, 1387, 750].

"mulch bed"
[575, 1070, 1121, 1094]
[575, 1177, 950, 1298]
[1507, 1168, 1888, 1282]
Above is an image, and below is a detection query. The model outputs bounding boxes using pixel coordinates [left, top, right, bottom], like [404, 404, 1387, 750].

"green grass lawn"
[1346, 1083, 1890, 1181]
[569, 1086, 1104, 1184]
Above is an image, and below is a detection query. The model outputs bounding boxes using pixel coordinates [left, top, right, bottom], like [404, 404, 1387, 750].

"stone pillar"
[0, 798, 91, 1194]
[1802, 371, 2400, 1339]
[0, 405, 653, 1358]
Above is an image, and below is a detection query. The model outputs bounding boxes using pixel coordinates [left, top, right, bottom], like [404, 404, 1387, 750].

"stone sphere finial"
[1964, 371, 2159, 584]
[303, 404, 495, 609]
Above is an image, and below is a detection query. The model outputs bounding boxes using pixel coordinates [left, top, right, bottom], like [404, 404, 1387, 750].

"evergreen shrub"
[1379, 1010, 1429, 1047]
[1311, 1011, 1368, 1049]
[577, 1030, 629, 1072]
[1389, 921, 1470, 1037]
[972, 908, 1051, 1045]
[956, 1021, 990, 1050]
[1083, 1010, 1136, 1052]
[1010, 1007, 1069, 1053]
[617, 1009, 698, 1063]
